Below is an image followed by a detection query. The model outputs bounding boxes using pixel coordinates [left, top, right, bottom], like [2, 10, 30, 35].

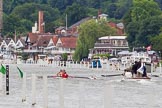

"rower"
[57, 69, 68, 78]
[61, 70, 68, 78]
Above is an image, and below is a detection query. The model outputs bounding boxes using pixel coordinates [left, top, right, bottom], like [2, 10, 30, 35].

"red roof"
[108, 22, 117, 28]
[28, 33, 54, 47]
[108, 22, 124, 35]
[59, 36, 77, 48]
[36, 36, 52, 47]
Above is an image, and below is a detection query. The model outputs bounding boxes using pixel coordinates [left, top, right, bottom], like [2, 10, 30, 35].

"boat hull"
[123, 72, 151, 80]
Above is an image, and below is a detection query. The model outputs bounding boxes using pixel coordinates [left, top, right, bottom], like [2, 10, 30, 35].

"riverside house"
[89, 35, 129, 58]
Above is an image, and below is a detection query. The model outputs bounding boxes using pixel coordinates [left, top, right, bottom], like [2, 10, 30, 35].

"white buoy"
[22, 72, 26, 102]
[43, 74, 48, 108]
[59, 78, 64, 108]
[32, 74, 36, 106]
[104, 84, 113, 108]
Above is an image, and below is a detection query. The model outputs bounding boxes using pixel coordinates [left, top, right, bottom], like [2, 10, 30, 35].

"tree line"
[74, 0, 162, 61]
[123, 0, 162, 53]
[2, 0, 162, 60]
[3, 0, 131, 37]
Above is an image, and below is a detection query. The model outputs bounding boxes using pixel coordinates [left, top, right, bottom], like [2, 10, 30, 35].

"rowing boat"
[37, 75, 97, 79]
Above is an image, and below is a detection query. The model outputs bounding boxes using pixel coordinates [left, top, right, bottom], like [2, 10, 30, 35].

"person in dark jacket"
[131, 61, 138, 77]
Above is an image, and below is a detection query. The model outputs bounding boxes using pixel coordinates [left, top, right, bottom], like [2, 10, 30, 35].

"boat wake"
[137, 79, 154, 85]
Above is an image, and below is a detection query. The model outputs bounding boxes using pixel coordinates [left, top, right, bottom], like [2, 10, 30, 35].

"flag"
[0, 64, 6, 75]
[17, 67, 23, 78]
[146, 45, 151, 51]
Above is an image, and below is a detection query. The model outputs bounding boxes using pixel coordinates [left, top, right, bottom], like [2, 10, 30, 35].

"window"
[123, 40, 127, 46]
[117, 40, 121, 46]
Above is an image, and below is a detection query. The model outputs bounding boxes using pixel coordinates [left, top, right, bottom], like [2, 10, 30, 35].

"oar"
[39, 75, 91, 79]
[101, 74, 124, 77]
[151, 75, 159, 77]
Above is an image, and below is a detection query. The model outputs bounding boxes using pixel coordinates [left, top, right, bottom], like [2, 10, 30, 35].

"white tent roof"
[99, 36, 126, 40]
[118, 51, 130, 55]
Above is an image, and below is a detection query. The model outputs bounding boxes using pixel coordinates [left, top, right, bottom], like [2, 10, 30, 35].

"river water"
[0, 64, 162, 108]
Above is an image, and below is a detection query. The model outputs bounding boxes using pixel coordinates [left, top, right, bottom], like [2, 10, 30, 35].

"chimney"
[38, 11, 44, 33]
[98, 9, 101, 19]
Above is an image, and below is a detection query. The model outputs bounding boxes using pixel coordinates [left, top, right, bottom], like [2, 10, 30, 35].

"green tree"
[65, 3, 88, 26]
[131, 0, 161, 22]
[62, 53, 68, 61]
[3, 3, 60, 35]
[124, 0, 162, 49]
[137, 16, 162, 46]
[150, 33, 162, 57]
[73, 19, 116, 61]
[125, 21, 140, 48]
[3, 14, 21, 37]
[126, 16, 162, 48]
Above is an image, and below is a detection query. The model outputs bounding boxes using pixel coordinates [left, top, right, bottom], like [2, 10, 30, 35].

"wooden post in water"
[59, 78, 64, 108]
[104, 84, 113, 108]
[22, 72, 26, 102]
[32, 74, 36, 106]
[79, 82, 85, 108]
[6, 65, 9, 95]
[43, 74, 48, 108]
